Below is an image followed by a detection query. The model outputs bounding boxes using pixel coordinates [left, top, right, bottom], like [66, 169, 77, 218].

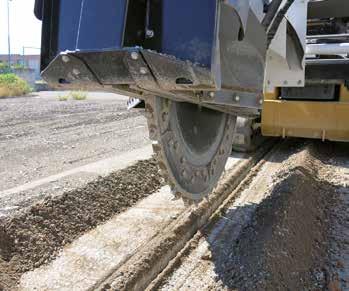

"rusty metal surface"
[141, 50, 215, 91]
[41, 49, 262, 116]
[76, 51, 134, 85]
[42, 54, 102, 90]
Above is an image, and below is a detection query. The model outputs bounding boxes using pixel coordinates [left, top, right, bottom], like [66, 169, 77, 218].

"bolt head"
[131, 52, 139, 60]
[181, 170, 189, 179]
[209, 92, 215, 98]
[140, 67, 147, 75]
[72, 68, 80, 76]
[146, 29, 154, 38]
[62, 55, 70, 63]
[235, 96, 240, 102]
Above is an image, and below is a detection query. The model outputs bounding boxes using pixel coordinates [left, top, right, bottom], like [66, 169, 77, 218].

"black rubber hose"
[266, 0, 296, 48]
[262, 0, 283, 29]
[34, 0, 43, 21]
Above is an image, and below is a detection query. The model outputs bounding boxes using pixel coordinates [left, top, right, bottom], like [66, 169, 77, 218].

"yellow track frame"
[262, 85, 349, 142]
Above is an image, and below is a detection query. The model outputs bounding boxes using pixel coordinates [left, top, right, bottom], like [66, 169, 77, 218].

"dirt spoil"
[216, 148, 338, 290]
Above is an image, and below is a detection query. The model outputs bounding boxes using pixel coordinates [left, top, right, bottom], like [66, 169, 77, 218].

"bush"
[70, 91, 87, 100]
[58, 95, 69, 101]
[0, 62, 11, 74]
[0, 73, 31, 98]
[57, 91, 87, 101]
[12, 63, 27, 70]
[0, 62, 27, 73]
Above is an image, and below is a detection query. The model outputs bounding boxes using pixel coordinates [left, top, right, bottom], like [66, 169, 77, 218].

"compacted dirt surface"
[0, 91, 150, 191]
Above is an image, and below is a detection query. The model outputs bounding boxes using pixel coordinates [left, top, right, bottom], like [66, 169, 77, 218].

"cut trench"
[0, 158, 163, 290]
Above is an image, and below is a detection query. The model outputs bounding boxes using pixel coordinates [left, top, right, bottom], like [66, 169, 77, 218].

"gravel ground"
[0, 91, 161, 290]
[211, 142, 349, 290]
[216, 157, 335, 290]
[0, 91, 150, 191]
[154, 141, 349, 291]
[311, 142, 349, 290]
[2, 91, 349, 291]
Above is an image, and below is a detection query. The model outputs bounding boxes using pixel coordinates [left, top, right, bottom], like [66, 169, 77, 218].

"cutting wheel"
[146, 96, 236, 202]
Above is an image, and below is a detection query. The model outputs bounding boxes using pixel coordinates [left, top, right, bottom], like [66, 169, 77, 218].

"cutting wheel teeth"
[145, 96, 236, 204]
[145, 97, 194, 204]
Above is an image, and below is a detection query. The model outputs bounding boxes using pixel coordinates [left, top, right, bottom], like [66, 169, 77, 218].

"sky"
[0, 0, 41, 55]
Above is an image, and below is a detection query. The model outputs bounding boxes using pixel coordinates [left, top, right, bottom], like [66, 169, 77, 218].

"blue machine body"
[40, 0, 217, 70]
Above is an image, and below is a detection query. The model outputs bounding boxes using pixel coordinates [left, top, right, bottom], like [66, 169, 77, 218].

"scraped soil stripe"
[96, 140, 277, 291]
[0, 158, 163, 290]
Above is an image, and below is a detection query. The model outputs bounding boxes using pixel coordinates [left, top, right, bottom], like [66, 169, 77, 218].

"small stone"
[336, 260, 344, 269]
[328, 279, 341, 291]
[201, 253, 212, 261]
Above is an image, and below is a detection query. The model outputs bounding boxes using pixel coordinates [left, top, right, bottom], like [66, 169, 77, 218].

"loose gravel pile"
[0, 158, 163, 290]
[215, 145, 340, 290]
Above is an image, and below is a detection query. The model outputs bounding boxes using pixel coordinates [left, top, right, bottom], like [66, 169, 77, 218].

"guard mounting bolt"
[62, 55, 70, 63]
[146, 29, 154, 38]
[72, 68, 80, 76]
[140, 67, 148, 75]
[131, 52, 139, 60]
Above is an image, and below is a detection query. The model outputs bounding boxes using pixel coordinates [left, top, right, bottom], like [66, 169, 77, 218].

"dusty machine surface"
[263, 0, 349, 142]
[35, 0, 349, 201]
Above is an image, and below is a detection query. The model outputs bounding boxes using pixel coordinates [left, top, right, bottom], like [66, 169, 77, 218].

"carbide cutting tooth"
[172, 192, 182, 201]
[145, 97, 235, 204]
[152, 141, 161, 154]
